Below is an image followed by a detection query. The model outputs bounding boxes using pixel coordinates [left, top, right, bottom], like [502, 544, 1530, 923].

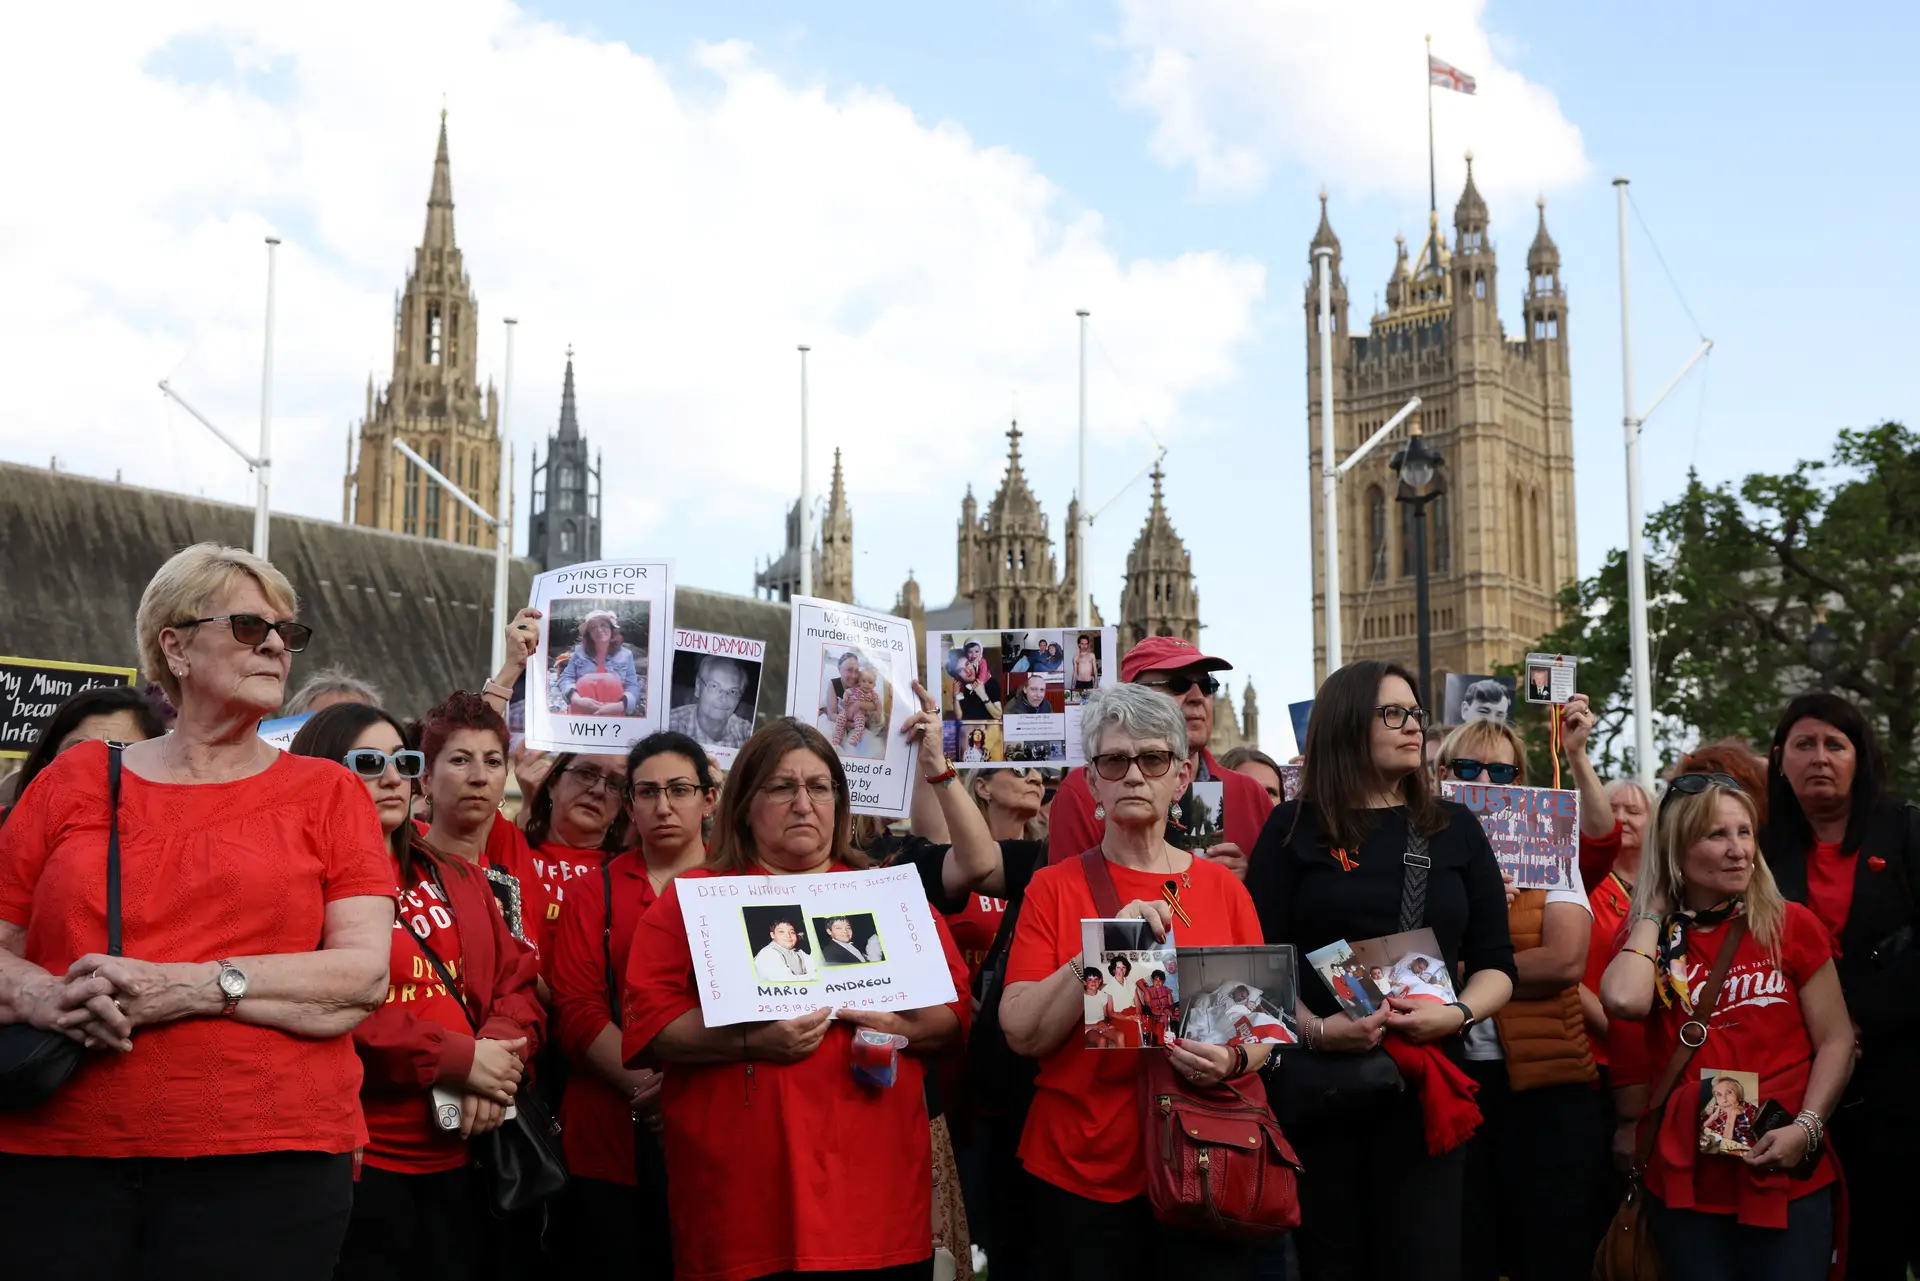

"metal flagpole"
[1077, 309, 1090, 625]
[1316, 246, 1341, 674]
[798, 346, 813, 599]
[494, 318, 516, 676]
[1424, 35, 1441, 277]
[1615, 177, 1654, 791]
[255, 237, 280, 558]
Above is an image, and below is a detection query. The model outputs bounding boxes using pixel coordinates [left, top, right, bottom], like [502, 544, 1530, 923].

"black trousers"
[1461, 1065, 1605, 1281]
[336, 1164, 481, 1281]
[1647, 1187, 1833, 1281]
[1831, 1106, 1920, 1281]
[1035, 1178, 1254, 1281]
[1292, 1091, 1466, 1281]
[550, 1174, 672, 1276]
[0, 1148, 352, 1281]
[974, 1110, 1045, 1281]
[752, 1263, 932, 1280]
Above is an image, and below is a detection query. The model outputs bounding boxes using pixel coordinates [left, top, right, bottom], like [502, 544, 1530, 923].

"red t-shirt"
[1005, 853, 1264, 1202]
[530, 841, 605, 963]
[946, 891, 1009, 987]
[622, 867, 972, 1281]
[1643, 903, 1836, 1226]
[549, 851, 656, 1185]
[0, 743, 395, 1158]
[1586, 870, 1635, 1069]
[1805, 841, 1855, 950]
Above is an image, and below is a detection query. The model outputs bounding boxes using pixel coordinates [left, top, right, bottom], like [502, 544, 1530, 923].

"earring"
[1093, 803, 1105, 820]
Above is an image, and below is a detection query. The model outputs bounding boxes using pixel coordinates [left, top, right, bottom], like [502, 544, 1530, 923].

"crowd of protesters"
[0, 540, 1914, 1281]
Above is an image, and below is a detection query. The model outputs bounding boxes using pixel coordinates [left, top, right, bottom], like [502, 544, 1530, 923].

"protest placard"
[1279, 763, 1303, 802]
[666, 628, 766, 769]
[1441, 780, 1581, 890]
[1523, 653, 1577, 705]
[258, 713, 313, 751]
[677, 866, 958, 1027]
[524, 559, 674, 755]
[926, 626, 1117, 767]
[1287, 699, 1314, 754]
[787, 596, 916, 817]
[0, 657, 137, 758]
[1444, 673, 1516, 726]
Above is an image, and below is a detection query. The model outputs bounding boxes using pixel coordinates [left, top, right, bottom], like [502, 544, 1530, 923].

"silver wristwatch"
[215, 960, 248, 1016]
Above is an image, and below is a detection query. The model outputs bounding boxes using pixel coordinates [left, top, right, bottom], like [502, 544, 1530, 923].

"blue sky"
[5, 2, 1913, 751]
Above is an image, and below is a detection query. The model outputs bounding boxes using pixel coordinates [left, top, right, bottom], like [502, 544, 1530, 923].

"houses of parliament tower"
[1306, 159, 1577, 687]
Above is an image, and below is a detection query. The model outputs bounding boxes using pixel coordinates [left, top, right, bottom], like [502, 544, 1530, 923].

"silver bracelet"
[1791, 1115, 1820, 1155]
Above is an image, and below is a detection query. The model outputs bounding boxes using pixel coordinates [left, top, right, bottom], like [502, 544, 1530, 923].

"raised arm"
[481, 606, 542, 718]
[1561, 694, 1618, 841]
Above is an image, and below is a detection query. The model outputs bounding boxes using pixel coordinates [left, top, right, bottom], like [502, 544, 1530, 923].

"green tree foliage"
[1512, 422, 1920, 795]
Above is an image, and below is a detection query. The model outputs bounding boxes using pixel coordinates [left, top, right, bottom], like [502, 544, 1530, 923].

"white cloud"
[0, 2, 1264, 608]
[1115, 0, 1588, 204]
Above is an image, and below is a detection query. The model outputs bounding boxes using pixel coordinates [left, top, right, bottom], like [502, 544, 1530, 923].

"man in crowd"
[669, 654, 755, 750]
[1046, 635, 1275, 879]
[1458, 677, 1513, 726]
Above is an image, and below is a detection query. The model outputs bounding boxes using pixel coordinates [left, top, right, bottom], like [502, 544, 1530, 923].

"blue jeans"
[1646, 1187, 1833, 1281]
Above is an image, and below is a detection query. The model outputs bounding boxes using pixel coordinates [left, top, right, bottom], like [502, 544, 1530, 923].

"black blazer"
[1762, 798, 1920, 1116]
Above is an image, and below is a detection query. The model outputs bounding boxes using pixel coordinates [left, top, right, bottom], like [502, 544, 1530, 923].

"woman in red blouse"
[548, 730, 716, 1275]
[1758, 693, 1920, 1280]
[624, 718, 971, 1281]
[1000, 683, 1267, 1280]
[1602, 775, 1855, 1280]
[329, 692, 545, 1281]
[0, 543, 395, 1281]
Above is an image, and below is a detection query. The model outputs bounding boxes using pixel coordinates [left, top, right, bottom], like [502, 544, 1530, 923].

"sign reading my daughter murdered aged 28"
[786, 595, 918, 819]
[678, 866, 959, 1028]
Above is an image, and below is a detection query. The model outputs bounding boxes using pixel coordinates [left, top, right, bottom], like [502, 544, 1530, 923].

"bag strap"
[601, 857, 620, 1027]
[1079, 847, 1123, 919]
[1634, 916, 1748, 1168]
[398, 862, 481, 1034]
[1397, 824, 1431, 934]
[106, 745, 124, 958]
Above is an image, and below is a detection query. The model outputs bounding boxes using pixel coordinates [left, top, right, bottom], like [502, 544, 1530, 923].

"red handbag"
[1079, 849, 1302, 1239]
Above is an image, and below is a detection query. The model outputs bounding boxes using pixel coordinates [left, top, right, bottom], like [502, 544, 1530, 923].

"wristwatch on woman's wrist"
[1447, 1000, 1476, 1034]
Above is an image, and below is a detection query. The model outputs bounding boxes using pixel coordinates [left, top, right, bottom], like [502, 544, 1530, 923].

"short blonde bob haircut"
[1436, 719, 1531, 787]
[1633, 779, 1784, 956]
[137, 542, 298, 703]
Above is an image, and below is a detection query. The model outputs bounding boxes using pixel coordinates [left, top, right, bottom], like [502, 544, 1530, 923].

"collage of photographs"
[933, 628, 1108, 765]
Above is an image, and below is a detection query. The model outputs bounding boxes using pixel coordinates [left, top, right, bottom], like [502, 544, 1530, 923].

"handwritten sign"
[679, 867, 958, 1027]
[524, 559, 675, 754]
[0, 657, 137, 758]
[786, 596, 916, 818]
[1441, 781, 1581, 889]
[667, 628, 767, 768]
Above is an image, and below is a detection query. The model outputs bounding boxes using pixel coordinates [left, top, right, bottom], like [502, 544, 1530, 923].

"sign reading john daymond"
[0, 657, 138, 758]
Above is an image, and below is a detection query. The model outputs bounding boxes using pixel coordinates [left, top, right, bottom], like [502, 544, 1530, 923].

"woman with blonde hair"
[1601, 775, 1854, 1279]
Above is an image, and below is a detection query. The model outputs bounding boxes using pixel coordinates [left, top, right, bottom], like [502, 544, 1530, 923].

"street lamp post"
[1806, 609, 1838, 690]
[1391, 423, 1447, 713]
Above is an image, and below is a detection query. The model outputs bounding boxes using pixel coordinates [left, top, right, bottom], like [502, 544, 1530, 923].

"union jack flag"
[1429, 55, 1477, 95]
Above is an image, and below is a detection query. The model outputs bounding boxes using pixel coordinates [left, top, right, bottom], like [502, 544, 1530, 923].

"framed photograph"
[1080, 919, 1179, 1049]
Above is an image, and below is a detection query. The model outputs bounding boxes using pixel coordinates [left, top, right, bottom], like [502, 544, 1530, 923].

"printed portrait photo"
[1444, 673, 1515, 726]
[1348, 928, 1457, 1006]
[1176, 946, 1299, 1047]
[1001, 669, 1065, 718]
[944, 720, 1005, 764]
[743, 904, 816, 984]
[1305, 940, 1387, 1021]
[546, 596, 650, 718]
[1172, 779, 1226, 852]
[1080, 919, 1180, 1050]
[812, 912, 886, 967]
[940, 633, 1003, 721]
[815, 646, 892, 761]
[668, 650, 761, 754]
[1698, 1069, 1763, 1155]
[1064, 630, 1103, 701]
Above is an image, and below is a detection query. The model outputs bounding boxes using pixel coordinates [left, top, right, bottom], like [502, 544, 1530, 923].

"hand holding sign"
[747, 1007, 834, 1063]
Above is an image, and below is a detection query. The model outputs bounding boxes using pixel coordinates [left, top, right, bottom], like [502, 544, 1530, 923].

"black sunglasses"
[1658, 772, 1743, 815]
[1090, 750, 1177, 781]
[1135, 673, 1221, 697]
[343, 748, 425, 779]
[180, 613, 314, 652]
[1448, 758, 1521, 785]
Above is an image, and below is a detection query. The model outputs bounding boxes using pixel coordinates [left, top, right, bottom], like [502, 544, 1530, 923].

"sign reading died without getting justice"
[0, 657, 138, 758]
[679, 866, 958, 1028]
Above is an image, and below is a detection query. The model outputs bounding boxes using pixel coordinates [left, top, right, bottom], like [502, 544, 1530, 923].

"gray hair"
[285, 665, 382, 716]
[1078, 684, 1190, 763]
[1605, 778, 1652, 810]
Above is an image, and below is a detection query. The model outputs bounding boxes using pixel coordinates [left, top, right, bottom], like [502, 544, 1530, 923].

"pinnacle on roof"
[423, 110, 457, 250]
[556, 346, 579, 441]
[1006, 420, 1024, 470]
[827, 447, 849, 513]
[1310, 187, 1341, 256]
[1527, 194, 1560, 272]
[1453, 150, 1488, 232]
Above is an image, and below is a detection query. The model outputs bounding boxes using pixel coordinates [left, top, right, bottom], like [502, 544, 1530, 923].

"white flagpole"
[799, 345, 812, 599]
[255, 237, 279, 559]
[1317, 246, 1341, 674]
[493, 318, 516, 676]
[1077, 309, 1090, 625]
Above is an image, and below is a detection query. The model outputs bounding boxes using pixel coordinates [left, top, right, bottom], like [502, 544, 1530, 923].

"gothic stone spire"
[423, 110, 456, 250]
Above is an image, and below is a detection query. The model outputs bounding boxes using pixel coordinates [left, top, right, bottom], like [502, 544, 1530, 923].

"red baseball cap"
[1118, 635, 1233, 684]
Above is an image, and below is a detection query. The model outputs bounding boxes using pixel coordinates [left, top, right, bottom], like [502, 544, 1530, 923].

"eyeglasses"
[1090, 750, 1176, 781]
[1134, 673, 1221, 697]
[179, 614, 313, 652]
[561, 767, 631, 801]
[760, 778, 839, 807]
[1447, 758, 1521, 785]
[1657, 772, 1744, 815]
[343, 748, 425, 779]
[1376, 704, 1427, 730]
[633, 781, 708, 805]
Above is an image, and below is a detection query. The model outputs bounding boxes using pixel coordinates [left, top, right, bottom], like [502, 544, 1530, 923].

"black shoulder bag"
[401, 865, 568, 1215]
[1262, 825, 1428, 1132]
[0, 745, 125, 1112]
[965, 844, 1044, 1116]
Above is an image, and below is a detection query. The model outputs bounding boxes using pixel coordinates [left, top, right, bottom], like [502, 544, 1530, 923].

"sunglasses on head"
[180, 613, 314, 652]
[1134, 672, 1221, 697]
[1448, 758, 1521, 785]
[1658, 772, 1743, 814]
[343, 748, 425, 779]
